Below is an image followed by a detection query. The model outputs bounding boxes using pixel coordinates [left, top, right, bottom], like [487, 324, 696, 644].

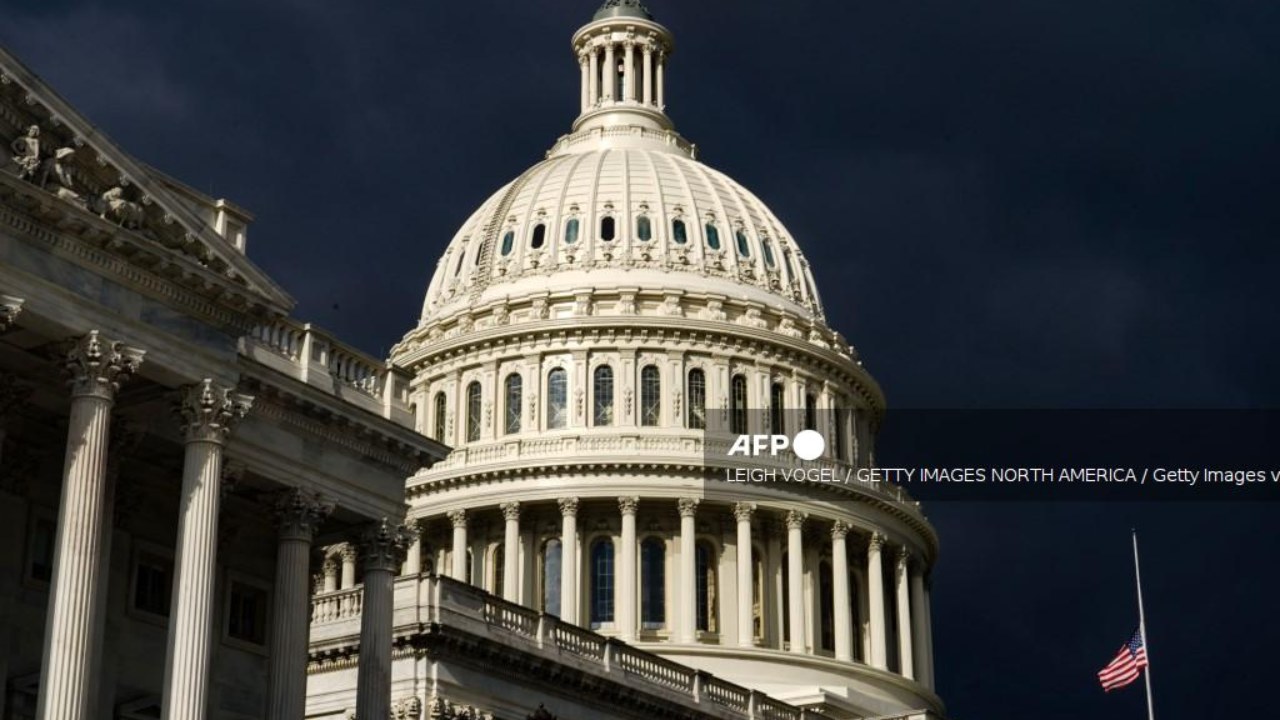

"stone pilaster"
[355, 519, 410, 720]
[267, 488, 333, 720]
[500, 502, 521, 602]
[557, 497, 579, 622]
[161, 379, 252, 720]
[617, 497, 639, 641]
[785, 510, 806, 654]
[733, 502, 756, 647]
[36, 331, 143, 720]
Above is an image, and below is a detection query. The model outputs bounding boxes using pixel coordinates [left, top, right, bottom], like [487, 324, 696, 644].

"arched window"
[494, 545, 505, 598]
[687, 368, 706, 429]
[695, 541, 717, 632]
[433, 391, 447, 441]
[804, 392, 817, 431]
[564, 218, 580, 244]
[504, 373, 522, 434]
[636, 216, 652, 241]
[542, 538, 562, 616]
[705, 223, 721, 250]
[600, 216, 616, 241]
[735, 229, 751, 257]
[731, 374, 748, 434]
[640, 365, 661, 426]
[593, 365, 614, 426]
[761, 238, 777, 268]
[547, 369, 568, 429]
[466, 381, 482, 442]
[672, 219, 688, 244]
[590, 539, 615, 627]
[531, 223, 546, 249]
[641, 538, 665, 628]
[819, 561, 834, 651]
[500, 230, 515, 256]
[770, 382, 785, 435]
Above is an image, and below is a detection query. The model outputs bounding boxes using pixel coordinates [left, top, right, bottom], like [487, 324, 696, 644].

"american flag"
[1098, 629, 1148, 692]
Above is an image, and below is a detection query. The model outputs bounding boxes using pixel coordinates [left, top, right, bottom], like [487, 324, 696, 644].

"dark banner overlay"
[698, 410, 1280, 501]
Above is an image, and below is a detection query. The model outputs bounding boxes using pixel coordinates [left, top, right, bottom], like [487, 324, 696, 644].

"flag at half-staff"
[1097, 629, 1148, 692]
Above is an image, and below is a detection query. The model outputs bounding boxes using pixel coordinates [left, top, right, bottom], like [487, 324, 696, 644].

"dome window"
[695, 541, 718, 632]
[600, 216, 616, 241]
[730, 374, 748, 434]
[565, 218, 580, 244]
[735, 230, 751, 257]
[804, 392, 817, 431]
[547, 368, 568, 429]
[641, 365, 661, 426]
[465, 381, 482, 442]
[433, 391, 447, 441]
[531, 223, 546, 249]
[705, 223, 721, 250]
[593, 365, 614, 426]
[686, 368, 706, 429]
[641, 538, 666, 628]
[504, 373, 522, 434]
[454, 249, 467, 276]
[770, 382, 785, 434]
[636, 216, 652, 242]
[762, 239, 777, 268]
[500, 231, 515, 256]
[590, 539, 615, 627]
[542, 538, 562, 615]
[672, 219, 688, 244]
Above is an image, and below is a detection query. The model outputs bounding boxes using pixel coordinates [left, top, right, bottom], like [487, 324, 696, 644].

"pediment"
[0, 45, 293, 322]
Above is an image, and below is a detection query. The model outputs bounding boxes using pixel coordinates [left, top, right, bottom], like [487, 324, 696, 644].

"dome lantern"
[572, 1, 675, 135]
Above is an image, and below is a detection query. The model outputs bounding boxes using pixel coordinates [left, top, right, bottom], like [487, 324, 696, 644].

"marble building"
[305, 2, 944, 720]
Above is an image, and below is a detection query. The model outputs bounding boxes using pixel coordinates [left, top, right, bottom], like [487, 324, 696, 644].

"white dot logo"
[792, 430, 825, 461]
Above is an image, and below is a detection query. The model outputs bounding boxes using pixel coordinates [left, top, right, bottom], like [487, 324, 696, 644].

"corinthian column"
[267, 489, 333, 720]
[677, 497, 699, 643]
[558, 497, 579, 622]
[831, 521, 853, 662]
[895, 547, 915, 679]
[448, 509, 468, 581]
[867, 533, 888, 670]
[910, 564, 931, 688]
[733, 502, 756, 648]
[354, 519, 410, 720]
[785, 510, 806, 654]
[500, 502, 520, 602]
[618, 497, 638, 641]
[161, 380, 252, 720]
[36, 331, 143, 720]
[603, 43, 616, 101]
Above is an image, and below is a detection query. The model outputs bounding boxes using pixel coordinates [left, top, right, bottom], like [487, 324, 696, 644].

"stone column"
[589, 46, 600, 106]
[603, 42, 615, 101]
[785, 511, 806, 654]
[558, 497, 579, 622]
[910, 564, 930, 688]
[867, 533, 888, 669]
[733, 502, 755, 648]
[354, 519, 410, 720]
[831, 521, 853, 662]
[501, 502, 521, 602]
[623, 41, 636, 101]
[161, 380, 253, 720]
[340, 543, 358, 588]
[36, 332, 142, 720]
[579, 52, 589, 113]
[448, 509, 468, 581]
[618, 497, 639, 641]
[322, 554, 339, 593]
[677, 497, 699, 643]
[922, 578, 936, 689]
[895, 547, 915, 679]
[656, 52, 666, 108]
[267, 489, 333, 720]
[642, 46, 653, 105]
[402, 520, 422, 575]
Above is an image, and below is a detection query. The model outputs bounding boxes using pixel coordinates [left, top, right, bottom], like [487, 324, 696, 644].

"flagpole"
[1132, 529, 1155, 720]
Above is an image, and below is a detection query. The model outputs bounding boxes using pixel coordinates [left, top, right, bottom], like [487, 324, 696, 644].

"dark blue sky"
[4, 1, 1277, 718]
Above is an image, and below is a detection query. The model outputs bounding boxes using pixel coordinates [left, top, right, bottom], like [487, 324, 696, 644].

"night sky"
[3, 1, 1278, 718]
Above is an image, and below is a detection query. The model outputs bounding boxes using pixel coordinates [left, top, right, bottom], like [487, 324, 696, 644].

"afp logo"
[726, 429, 826, 461]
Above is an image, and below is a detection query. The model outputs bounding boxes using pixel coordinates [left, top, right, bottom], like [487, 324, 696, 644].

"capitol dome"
[383, 3, 944, 719]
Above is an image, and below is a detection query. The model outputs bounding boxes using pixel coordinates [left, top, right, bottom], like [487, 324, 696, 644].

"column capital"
[338, 542, 359, 563]
[63, 330, 144, 400]
[500, 501, 521, 521]
[178, 379, 253, 444]
[447, 508, 468, 529]
[732, 501, 756, 522]
[359, 518, 411, 572]
[273, 487, 334, 542]
[868, 532, 886, 552]
[557, 496, 580, 517]
[785, 509, 807, 530]
[896, 545, 912, 569]
[0, 294, 23, 332]
[618, 496, 639, 516]
[677, 497, 700, 518]
[831, 520, 850, 540]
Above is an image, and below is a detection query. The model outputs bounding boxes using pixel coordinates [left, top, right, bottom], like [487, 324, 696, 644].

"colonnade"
[579, 35, 667, 112]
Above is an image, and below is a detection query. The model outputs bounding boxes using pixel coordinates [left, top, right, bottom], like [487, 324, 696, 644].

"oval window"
[637, 216, 652, 241]
[531, 224, 546, 249]
[705, 224, 721, 250]
[735, 230, 751, 257]
[601, 216, 616, 241]
[672, 219, 687, 245]
[500, 231, 514, 256]
[565, 218, 579, 244]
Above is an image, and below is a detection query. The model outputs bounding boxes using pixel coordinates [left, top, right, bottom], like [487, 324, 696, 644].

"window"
[131, 551, 173, 618]
[593, 365, 614, 426]
[547, 369, 568, 429]
[466, 381, 482, 442]
[542, 539, 562, 616]
[433, 391, 447, 441]
[641, 365, 661, 426]
[636, 216, 652, 241]
[834, 407, 847, 461]
[672, 219, 688, 244]
[781, 551, 790, 643]
[687, 368, 706, 429]
[641, 538, 665, 628]
[493, 545, 505, 598]
[454, 246, 467, 276]
[770, 382, 785, 435]
[820, 562, 834, 651]
[705, 223, 721, 250]
[25, 512, 55, 584]
[474, 238, 490, 266]
[590, 539, 615, 626]
[501, 230, 515, 256]
[505, 374, 522, 434]
[695, 542, 717, 632]
[762, 238, 777, 268]
[226, 580, 268, 647]
[731, 375, 748, 434]
[600, 216, 616, 241]
[565, 218, 580, 244]
[805, 392, 817, 431]
[531, 223, 546, 249]
[781, 248, 795, 285]
[735, 229, 751, 257]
